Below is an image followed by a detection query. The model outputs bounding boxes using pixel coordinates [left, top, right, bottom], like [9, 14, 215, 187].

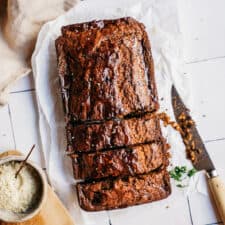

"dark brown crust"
[55, 17, 171, 211]
[71, 142, 165, 179]
[55, 17, 158, 122]
[66, 114, 162, 153]
[76, 168, 171, 211]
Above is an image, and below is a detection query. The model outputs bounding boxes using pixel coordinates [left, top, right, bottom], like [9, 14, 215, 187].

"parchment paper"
[31, 0, 198, 224]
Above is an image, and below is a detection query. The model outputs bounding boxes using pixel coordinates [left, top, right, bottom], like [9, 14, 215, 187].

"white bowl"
[0, 156, 47, 223]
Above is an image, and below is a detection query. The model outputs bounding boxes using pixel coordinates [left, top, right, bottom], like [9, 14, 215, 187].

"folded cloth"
[0, 0, 78, 105]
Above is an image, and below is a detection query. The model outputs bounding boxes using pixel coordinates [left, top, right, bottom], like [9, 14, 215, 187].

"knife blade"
[171, 85, 215, 174]
[171, 85, 225, 223]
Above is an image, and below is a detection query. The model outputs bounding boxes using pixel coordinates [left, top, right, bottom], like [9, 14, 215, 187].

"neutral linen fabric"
[0, 0, 78, 104]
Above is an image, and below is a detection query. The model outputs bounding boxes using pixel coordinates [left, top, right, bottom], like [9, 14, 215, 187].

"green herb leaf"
[170, 166, 197, 188]
[187, 168, 197, 177]
[169, 171, 182, 181]
[180, 166, 187, 173]
[175, 166, 181, 173]
[176, 184, 187, 188]
[170, 169, 182, 181]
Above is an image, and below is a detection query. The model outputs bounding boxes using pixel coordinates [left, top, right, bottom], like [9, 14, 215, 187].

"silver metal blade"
[171, 85, 215, 172]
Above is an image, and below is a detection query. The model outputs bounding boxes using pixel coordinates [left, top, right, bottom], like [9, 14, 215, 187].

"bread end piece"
[76, 169, 171, 211]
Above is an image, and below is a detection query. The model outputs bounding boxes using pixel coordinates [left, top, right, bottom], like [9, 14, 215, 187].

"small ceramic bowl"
[0, 156, 47, 223]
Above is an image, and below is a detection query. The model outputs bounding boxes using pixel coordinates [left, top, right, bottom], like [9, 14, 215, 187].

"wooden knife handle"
[208, 175, 225, 223]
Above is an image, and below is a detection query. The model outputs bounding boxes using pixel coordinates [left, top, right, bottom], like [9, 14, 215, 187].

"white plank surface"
[206, 140, 225, 181]
[1, 0, 225, 225]
[10, 72, 35, 93]
[8, 91, 44, 166]
[109, 194, 192, 225]
[179, 0, 225, 62]
[185, 57, 225, 141]
[0, 105, 15, 151]
[189, 191, 221, 225]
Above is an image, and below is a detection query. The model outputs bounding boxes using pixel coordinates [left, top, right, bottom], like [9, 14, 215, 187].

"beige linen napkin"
[0, 0, 78, 105]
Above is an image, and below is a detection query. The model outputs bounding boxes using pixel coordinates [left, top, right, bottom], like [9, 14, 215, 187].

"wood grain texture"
[208, 176, 225, 224]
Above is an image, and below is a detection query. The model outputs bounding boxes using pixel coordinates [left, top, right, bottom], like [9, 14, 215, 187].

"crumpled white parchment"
[31, 0, 201, 224]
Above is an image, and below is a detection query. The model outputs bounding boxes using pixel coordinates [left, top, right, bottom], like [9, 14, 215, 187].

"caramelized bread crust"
[76, 168, 171, 211]
[55, 17, 158, 122]
[71, 142, 165, 179]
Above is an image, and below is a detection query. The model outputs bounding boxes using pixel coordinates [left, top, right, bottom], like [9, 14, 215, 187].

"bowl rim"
[0, 156, 47, 223]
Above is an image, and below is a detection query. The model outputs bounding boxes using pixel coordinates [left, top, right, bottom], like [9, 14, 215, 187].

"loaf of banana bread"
[56, 17, 171, 212]
[66, 114, 161, 153]
[71, 142, 165, 179]
[55, 17, 158, 122]
[76, 168, 171, 211]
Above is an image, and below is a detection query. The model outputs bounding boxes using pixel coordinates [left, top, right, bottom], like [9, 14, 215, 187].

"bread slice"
[66, 114, 162, 153]
[71, 141, 166, 179]
[76, 168, 171, 211]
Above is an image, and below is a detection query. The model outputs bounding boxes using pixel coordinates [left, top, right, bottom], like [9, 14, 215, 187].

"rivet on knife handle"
[207, 169, 218, 178]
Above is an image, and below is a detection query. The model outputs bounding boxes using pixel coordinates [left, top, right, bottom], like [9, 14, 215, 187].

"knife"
[171, 85, 225, 223]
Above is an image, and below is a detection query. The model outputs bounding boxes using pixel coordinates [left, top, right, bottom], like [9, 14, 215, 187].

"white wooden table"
[1, 0, 225, 224]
